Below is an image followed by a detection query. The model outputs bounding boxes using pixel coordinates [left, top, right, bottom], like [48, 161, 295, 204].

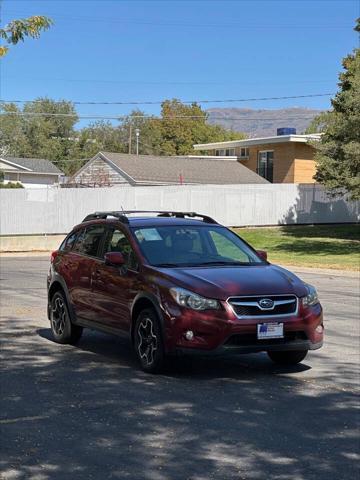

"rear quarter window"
[60, 231, 78, 251]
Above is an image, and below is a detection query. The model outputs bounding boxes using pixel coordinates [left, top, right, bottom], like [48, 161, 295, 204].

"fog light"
[185, 330, 194, 341]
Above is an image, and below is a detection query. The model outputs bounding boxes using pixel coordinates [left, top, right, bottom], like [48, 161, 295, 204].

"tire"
[267, 349, 308, 365]
[50, 291, 83, 345]
[133, 308, 165, 373]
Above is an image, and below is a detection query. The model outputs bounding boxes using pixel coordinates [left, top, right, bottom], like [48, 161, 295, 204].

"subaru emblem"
[258, 298, 274, 310]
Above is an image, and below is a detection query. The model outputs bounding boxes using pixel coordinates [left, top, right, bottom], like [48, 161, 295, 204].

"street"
[0, 255, 359, 480]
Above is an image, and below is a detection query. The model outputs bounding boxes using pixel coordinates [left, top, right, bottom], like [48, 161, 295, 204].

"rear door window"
[73, 225, 106, 258]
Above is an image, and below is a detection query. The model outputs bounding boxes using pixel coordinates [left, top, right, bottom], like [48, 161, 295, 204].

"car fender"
[130, 291, 166, 342]
[48, 273, 77, 323]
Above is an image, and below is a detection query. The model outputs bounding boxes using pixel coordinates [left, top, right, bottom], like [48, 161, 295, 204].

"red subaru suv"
[47, 211, 324, 373]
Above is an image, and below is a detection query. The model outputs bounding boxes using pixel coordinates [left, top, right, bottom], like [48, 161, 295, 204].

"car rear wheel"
[134, 308, 165, 373]
[267, 349, 308, 365]
[50, 291, 83, 345]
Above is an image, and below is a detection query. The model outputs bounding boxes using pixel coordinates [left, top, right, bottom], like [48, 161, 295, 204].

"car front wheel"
[50, 291, 83, 345]
[267, 349, 308, 365]
[134, 308, 165, 373]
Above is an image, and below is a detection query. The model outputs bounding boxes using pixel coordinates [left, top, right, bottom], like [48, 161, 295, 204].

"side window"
[60, 231, 78, 251]
[209, 230, 249, 262]
[73, 225, 105, 258]
[73, 228, 86, 254]
[106, 229, 138, 270]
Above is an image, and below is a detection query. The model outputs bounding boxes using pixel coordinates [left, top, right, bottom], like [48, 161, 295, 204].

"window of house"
[73, 225, 106, 258]
[215, 148, 235, 156]
[239, 148, 249, 158]
[106, 229, 138, 270]
[257, 151, 274, 183]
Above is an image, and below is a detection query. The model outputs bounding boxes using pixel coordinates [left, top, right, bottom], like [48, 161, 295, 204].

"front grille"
[229, 295, 297, 318]
[224, 331, 307, 347]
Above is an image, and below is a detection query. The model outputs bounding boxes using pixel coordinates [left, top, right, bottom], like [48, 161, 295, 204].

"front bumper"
[175, 338, 323, 356]
[162, 299, 324, 355]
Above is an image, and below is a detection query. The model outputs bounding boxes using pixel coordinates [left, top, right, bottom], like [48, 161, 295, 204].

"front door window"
[106, 229, 138, 270]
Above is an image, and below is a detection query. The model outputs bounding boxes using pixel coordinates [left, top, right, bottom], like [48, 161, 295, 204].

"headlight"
[170, 287, 220, 311]
[301, 284, 319, 307]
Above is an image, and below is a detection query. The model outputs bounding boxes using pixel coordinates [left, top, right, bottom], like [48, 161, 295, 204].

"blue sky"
[1, 0, 358, 126]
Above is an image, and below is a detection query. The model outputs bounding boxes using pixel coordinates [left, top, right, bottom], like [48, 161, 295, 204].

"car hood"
[156, 264, 308, 300]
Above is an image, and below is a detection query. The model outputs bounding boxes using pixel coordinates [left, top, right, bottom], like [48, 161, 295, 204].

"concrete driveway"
[0, 256, 359, 480]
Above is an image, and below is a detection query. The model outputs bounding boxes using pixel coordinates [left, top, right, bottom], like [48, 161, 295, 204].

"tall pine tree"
[314, 19, 360, 199]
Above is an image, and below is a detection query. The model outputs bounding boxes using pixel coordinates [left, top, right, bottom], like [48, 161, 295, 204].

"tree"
[0, 97, 245, 176]
[304, 112, 330, 134]
[76, 120, 127, 158]
[313, 19, 360, 199]
[120, 100, 244, 156]
[0, 98, 79, 174]
[0, 102, 30, 156]
[0, 16, 53, 56]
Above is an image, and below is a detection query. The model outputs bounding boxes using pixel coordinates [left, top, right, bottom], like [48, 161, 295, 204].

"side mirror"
[257, 250, 268, 261]
[104, 252, 125, 266]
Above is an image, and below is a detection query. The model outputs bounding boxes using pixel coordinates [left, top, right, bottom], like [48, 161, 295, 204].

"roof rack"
[81, 210, 217, 224]
[82, 211, 129, 223]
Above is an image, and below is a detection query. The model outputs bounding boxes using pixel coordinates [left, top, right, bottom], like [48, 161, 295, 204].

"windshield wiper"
[196, 261, 250, 266]
[154, 261, 253, 268]
[153, 263, 179, 267]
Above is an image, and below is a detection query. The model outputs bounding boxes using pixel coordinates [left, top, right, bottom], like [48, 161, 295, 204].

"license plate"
[257, 322, 284, 339]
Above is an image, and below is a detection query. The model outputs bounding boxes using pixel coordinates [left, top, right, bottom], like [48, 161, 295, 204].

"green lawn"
[233, 224, 360, 271]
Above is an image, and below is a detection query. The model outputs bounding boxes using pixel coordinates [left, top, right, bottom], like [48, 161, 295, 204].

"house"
[69, 151, 268, 187]
[193, 130, 321, 183]
[0, 156, 64, 188]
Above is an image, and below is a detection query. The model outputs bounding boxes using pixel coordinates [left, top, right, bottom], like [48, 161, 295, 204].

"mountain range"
[206, 107, 323, 138]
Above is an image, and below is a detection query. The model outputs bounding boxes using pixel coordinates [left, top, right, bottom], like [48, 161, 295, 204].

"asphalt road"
[0, 256, 359, 480]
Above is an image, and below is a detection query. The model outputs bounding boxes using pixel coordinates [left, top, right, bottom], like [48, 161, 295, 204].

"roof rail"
[156, 211, 217, 224]
[82, 211, 129, 223]
[82, 210, 217, 224]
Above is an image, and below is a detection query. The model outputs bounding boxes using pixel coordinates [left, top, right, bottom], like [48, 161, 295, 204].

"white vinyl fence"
[0, 184, 359, 235]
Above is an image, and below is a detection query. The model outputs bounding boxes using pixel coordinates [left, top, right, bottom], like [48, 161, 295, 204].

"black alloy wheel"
[134, 308, 165, 373]
[50, 291, 83, 344]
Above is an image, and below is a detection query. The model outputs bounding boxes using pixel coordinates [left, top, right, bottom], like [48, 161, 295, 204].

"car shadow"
[37, 327, 311, 379]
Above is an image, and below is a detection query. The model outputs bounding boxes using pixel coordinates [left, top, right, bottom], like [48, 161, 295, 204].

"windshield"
[132, 225, 264, 267]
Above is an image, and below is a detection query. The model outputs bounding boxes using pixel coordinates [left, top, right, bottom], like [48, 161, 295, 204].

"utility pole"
[128, 124, 132, 154]
[135, 128, 140, 156]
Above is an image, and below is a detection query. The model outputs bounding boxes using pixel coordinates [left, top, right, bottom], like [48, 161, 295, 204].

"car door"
[69, 224, 107, 321]
[90, 226, 141, 333]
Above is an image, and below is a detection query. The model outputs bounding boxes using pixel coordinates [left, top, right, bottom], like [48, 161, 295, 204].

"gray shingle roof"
[3, 157, 63, 175]
[100, 152, 268, 185]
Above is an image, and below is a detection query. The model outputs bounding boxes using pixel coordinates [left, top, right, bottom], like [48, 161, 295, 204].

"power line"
[0, 93, 334, 106]
[0, 112, 320, 121]
[2, 11, 351, 29]
[0, 75, 336, 86]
